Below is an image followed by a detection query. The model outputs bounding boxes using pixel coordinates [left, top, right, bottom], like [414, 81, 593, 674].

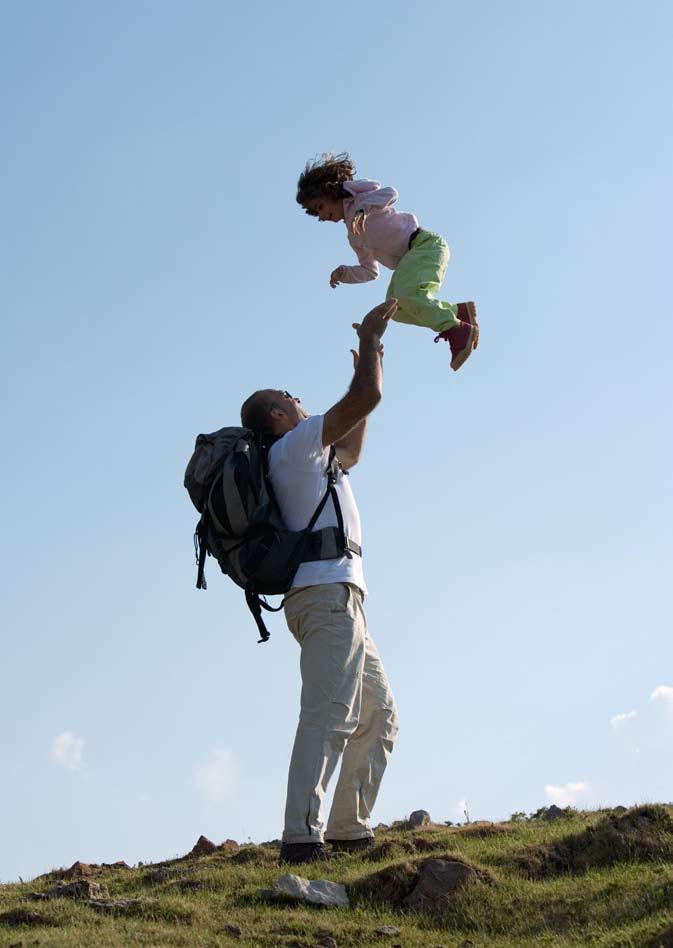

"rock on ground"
[351, 856, 493, 910]
[34, 881, 110, 901]
[408, 809, 431, 828]
[648, 925, 673, 948]
[87, 897, 157, 914]
[187, 835, 217, 857]
[404, 859, 478, 911]
[268, 873, 349, 908]
[218, 838, 240, 852]
[543, 804, 569, 822]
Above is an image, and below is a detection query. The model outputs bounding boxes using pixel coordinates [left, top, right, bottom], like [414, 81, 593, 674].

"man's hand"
[351, 210, 366, 237]
[352, 298, 396, 344]
[330, 266, 346, 288]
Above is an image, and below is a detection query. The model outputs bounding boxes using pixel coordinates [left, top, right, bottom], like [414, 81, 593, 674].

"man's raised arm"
[322, 299, 396, 455]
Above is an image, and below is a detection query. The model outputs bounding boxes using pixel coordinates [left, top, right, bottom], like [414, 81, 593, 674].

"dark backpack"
[184, 426, 361, 642]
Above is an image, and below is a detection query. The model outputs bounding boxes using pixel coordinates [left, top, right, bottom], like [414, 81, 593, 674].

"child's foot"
[434, 302, 479, 371]
[457, 301, 479, 348]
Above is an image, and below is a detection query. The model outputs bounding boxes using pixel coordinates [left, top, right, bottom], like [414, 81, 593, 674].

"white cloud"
[50, 732, 85, 771]
[193, 750, 239, 804]
[650, 685, 673, 705]
[545, 782, 587, 807]
[610, 710, 638, 728]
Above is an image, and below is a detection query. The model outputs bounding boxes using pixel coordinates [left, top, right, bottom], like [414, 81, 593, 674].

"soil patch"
[362, 839, 418, 862]
[0, 908, 60, 928]
[513, 804, 673, 878]
[230, 847, 279, 866]
[648, 925, 673, 948]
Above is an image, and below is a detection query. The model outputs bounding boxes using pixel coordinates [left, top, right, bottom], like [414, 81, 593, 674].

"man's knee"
[299, 699, 361, 741]
[380, 703, 400, 748]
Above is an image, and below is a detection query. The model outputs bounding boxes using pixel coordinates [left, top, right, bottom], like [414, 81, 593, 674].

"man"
[240, 300, 399, 864]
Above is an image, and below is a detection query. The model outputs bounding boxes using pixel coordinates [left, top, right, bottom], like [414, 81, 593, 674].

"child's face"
[304, 195, 345, 223]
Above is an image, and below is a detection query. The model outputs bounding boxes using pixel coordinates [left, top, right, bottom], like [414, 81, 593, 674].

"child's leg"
[386, 231, 460, 334]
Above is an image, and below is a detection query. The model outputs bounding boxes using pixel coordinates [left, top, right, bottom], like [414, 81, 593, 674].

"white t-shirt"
[267, 414, 367, 593]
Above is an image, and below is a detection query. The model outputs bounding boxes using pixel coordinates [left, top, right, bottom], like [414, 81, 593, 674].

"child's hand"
[330, 266, 346, 288]
[351, 210, 366, 237]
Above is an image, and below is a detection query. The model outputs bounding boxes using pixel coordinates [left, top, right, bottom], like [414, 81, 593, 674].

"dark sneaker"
[434, 301, 479, 371]
[279, 842, 331, 865]
[326, 836, 375, 854]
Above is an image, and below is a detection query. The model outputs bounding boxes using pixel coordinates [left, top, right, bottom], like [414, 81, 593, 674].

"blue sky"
[1, 0, 672, 881]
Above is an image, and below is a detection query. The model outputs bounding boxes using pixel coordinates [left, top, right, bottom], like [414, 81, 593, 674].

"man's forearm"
[349, 336, 383, 407]
[334, 336, 382, 466]
[321, 300, 392, 450]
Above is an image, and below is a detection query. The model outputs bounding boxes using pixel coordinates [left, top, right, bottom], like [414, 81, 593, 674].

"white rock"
[273, 873, 349, 908]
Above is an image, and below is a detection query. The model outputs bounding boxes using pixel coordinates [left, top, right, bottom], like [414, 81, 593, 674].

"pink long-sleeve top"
[339, 179, 420, 284]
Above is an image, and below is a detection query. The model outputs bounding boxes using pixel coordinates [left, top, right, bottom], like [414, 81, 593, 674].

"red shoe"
[434, 302, 479, 371]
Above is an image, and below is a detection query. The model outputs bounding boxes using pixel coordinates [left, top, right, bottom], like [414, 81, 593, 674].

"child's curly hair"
[296, 152, 356, 215]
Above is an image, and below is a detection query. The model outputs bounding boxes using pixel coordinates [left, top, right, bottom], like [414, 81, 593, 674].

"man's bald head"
[240, 389, 276, 433]
[240, 389, 308, 436]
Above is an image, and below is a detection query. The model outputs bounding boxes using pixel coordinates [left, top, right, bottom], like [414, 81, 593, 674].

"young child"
[296, 153, 479, 371]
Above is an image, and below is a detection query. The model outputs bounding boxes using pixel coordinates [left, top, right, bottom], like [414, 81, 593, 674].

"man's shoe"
[326, 836, 375, 854]
[279, 841, 331, 865]
[434, 301, 479, 371]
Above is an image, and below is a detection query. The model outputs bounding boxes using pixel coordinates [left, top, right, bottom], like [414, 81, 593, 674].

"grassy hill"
[2, 804, 673, 947]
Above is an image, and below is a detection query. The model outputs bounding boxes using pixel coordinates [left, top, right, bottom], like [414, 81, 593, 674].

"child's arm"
[352, 185, 398, 212]
[351, 186, 398, 236]
[330, 245, 379, 287]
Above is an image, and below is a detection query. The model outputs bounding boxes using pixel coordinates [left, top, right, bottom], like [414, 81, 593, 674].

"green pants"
[385, 230, 459, 334]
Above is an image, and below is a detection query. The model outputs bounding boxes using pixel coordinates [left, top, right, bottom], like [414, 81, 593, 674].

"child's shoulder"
[344, 178, 382, 196]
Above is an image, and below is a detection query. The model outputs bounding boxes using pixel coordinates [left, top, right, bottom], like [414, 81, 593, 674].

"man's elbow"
[337, 448, 360, 471]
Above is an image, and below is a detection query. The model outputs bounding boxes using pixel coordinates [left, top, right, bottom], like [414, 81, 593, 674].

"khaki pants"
[282, 583, 399, 844]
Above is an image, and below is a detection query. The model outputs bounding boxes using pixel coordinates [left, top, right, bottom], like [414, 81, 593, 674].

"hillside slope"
[2, 805, 673, 947]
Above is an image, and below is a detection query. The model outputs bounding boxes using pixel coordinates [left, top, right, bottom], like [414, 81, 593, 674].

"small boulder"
[188, 835, 217, 857]
[87, 897, 157, 914]
[268, 873, 349, 908]
[36, 881, 110, 901]
[648, 924, 673, 947]
[543, 804, 568, 822]
[374, 925, 402, 936]
[409, 809, 431, 828]
[403, 859, 478, 912]
[222, 922, 242, 936]
[218, 838, 240, 852]
[315, 935, 337, 948]
[62, 861, 97, 880]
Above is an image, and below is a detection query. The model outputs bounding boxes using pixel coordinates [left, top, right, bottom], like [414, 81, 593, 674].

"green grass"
[2, 806, 673, 947]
